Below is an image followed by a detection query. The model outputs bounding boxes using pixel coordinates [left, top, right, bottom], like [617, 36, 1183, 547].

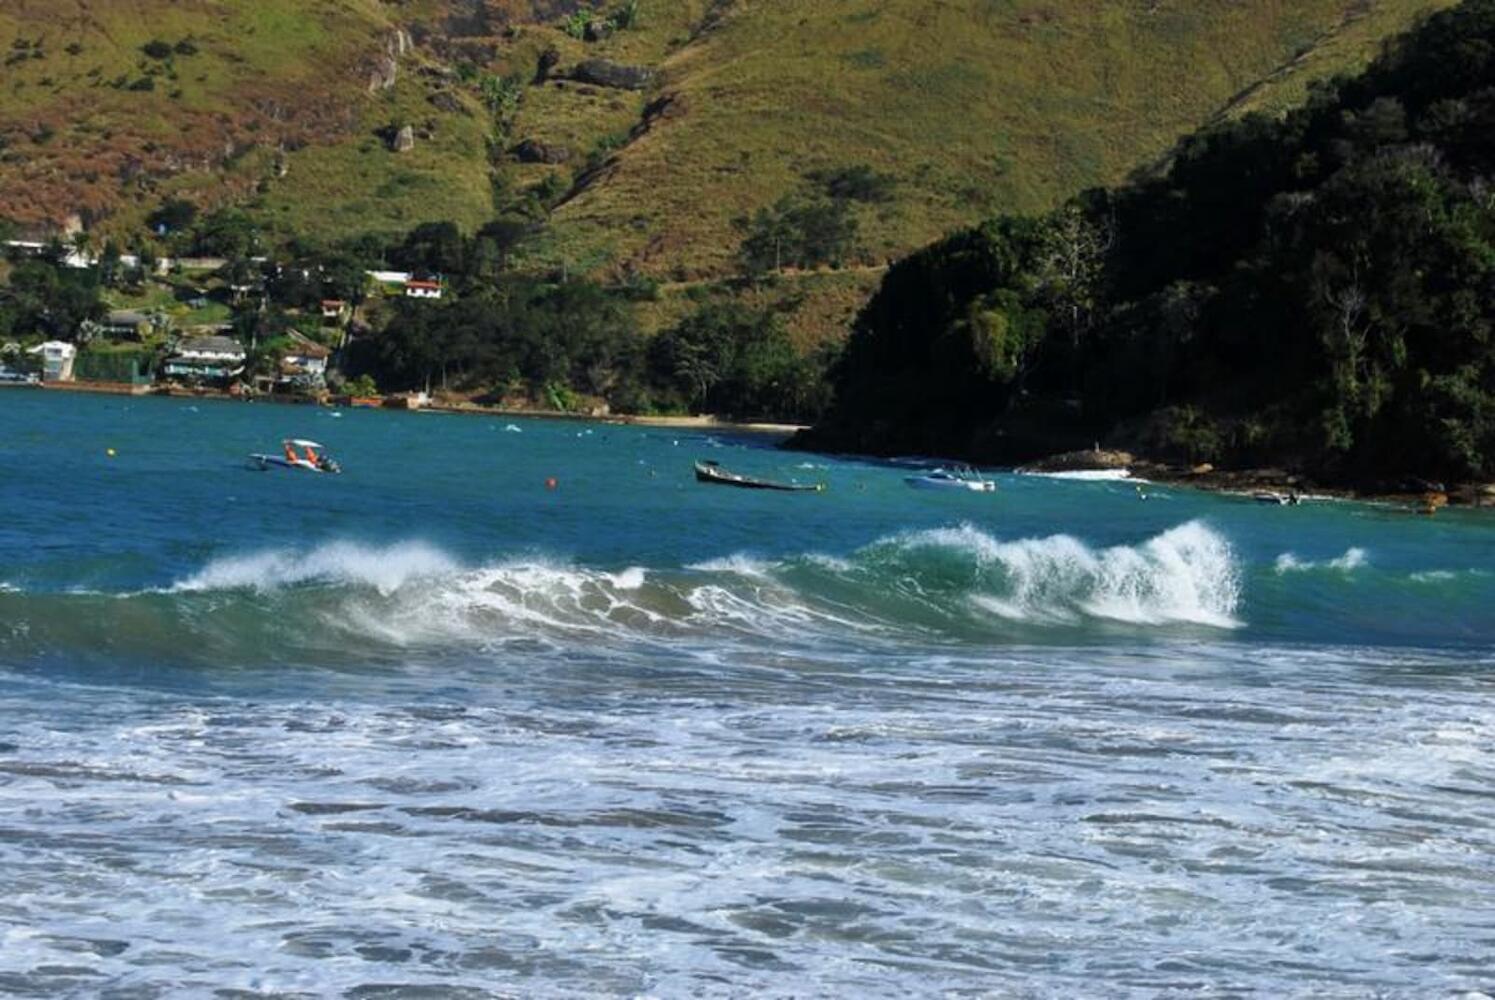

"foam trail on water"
[1275, 547, 1368, 574]
[1021, 469, 1135, 482]
[173, 541, 461, 595]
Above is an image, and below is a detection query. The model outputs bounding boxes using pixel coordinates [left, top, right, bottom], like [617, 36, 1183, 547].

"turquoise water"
[0, 389, 1492, 996]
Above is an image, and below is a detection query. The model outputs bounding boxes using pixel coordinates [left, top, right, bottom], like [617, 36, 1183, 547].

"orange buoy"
[545, 476, 558, 490]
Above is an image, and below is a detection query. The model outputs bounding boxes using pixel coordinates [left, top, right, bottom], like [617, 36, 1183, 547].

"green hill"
[0, 0, 1455, 328]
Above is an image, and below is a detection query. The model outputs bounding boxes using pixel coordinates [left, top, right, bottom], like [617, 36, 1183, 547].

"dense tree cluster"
[0, 257, 103, 341]
[808, 1, 1495, 484]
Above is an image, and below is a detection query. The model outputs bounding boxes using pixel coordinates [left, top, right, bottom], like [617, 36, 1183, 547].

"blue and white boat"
[904, 466, 996, 492]
[250, 439, 341, 474]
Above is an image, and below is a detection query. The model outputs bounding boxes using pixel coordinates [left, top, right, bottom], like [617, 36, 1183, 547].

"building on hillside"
[27, 341, 77, 382]
[366, 270, 412, 287]
[162, 335, 246, 383]
[103, 310, 152, 339]
[405, 278, 444, 300]
[175, 257, 229, 272]
[320, 299, 349, 322]
[280, 337, 332, 388]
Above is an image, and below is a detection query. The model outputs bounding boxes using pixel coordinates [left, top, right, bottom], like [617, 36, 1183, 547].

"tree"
[147, 198, 197, 234]
[738, 195, 859, 277]
[1036, 202, 1110, 349]
[193, 208, 259, 258]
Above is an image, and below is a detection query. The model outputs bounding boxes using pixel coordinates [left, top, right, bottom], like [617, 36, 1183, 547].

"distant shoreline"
[26, 380, 807, 438]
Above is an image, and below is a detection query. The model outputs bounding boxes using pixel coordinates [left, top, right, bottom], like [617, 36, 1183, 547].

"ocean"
[1, 389, 1492, 997]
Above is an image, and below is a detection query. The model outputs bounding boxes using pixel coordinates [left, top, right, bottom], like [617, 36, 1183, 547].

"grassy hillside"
[0, 1, 404, 229]
[0, 0, 1453, 291]
[518, 0, 1457, 283]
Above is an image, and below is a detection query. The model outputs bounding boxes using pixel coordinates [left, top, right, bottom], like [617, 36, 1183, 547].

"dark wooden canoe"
[694, 461, 824, 492]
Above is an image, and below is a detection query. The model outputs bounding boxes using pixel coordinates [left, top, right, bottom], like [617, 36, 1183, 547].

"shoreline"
[1023, 453, 1495, 512]
[26, 381, 1486, 507]
[28, 380, 807, 438]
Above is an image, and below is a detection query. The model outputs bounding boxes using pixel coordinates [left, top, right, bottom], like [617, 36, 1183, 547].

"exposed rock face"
[1021, 449, 1135, 473]
[369, 55, 399, 93]
[392, 125, 415, 152]
[513, 138, 571, 164]
[570, 59, 653, 91]
[583, 19, 613, 42]
[535, 46, 560, 83]
[367, 29, 411, 93]
[429, 90, 467, 114]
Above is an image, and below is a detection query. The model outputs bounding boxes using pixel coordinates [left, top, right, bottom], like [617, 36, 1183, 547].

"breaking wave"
[882, 520, 1239, 628]
[172, 541, 462, 595]
[0, 523, 1251, 666]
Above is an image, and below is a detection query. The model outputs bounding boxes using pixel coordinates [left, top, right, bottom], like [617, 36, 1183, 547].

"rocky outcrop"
[367, 28, 412, 93]
[583, 19, 613, 42]
[392, 125, 415, 152]
[369, 55, 399, 93]
[512, 138, 571, 164]
[1021, 448, 1135, 473]
[535, 47, 561, 84]
[570, 59, 653, 91]
[429, 90, 467, 115]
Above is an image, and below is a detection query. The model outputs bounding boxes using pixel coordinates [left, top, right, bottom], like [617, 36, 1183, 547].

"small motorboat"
[250, 439, 341, 474]
[694, 460, 824, 492]
[904, 466, 996, 492]
[1253, 491, 1301, 506]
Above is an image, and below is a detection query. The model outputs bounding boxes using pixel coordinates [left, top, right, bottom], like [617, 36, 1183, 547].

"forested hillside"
[800, 0, 1495, 486]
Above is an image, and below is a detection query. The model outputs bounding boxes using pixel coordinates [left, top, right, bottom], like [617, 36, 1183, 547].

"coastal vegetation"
[0, 1, 1451, 344]
[5, 0, 1491, 473]
[801, 1, 1495, 485]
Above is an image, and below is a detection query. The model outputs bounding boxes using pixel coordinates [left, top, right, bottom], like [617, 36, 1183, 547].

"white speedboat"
[904, 466, 996, 492]
[250, 439, 341, 474]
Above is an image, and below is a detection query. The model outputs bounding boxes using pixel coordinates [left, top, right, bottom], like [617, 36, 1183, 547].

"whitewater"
[1, 390, 1493, 997]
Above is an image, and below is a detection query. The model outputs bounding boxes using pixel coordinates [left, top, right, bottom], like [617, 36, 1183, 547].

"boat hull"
[694, 462, 823, 492]
[249, 454, 334, 473]
[904, 476, 996, 492]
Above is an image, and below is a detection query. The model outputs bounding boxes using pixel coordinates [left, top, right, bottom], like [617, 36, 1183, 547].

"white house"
[28, 341, 76, 382]
[162, 335, 246, 382]
[281, 340, 331, 384]
[366, 269, 412, 285]
[405, 278, 443, 300]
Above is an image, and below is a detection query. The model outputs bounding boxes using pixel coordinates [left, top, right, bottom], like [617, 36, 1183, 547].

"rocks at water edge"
[1021, 449, 1135, 473]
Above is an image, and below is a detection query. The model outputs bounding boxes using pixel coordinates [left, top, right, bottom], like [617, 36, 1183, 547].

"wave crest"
[886, 520, 1240, 628]
[173, 541, 461, 595]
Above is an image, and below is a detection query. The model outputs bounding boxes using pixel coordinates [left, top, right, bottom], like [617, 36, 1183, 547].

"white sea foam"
[1410, 570, 1457, 583]
[687, 554, 776, 578]
[1275, 547, 1368, 574]
[173, 540, 462, 595]
[1021, 469, 1134, 482]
